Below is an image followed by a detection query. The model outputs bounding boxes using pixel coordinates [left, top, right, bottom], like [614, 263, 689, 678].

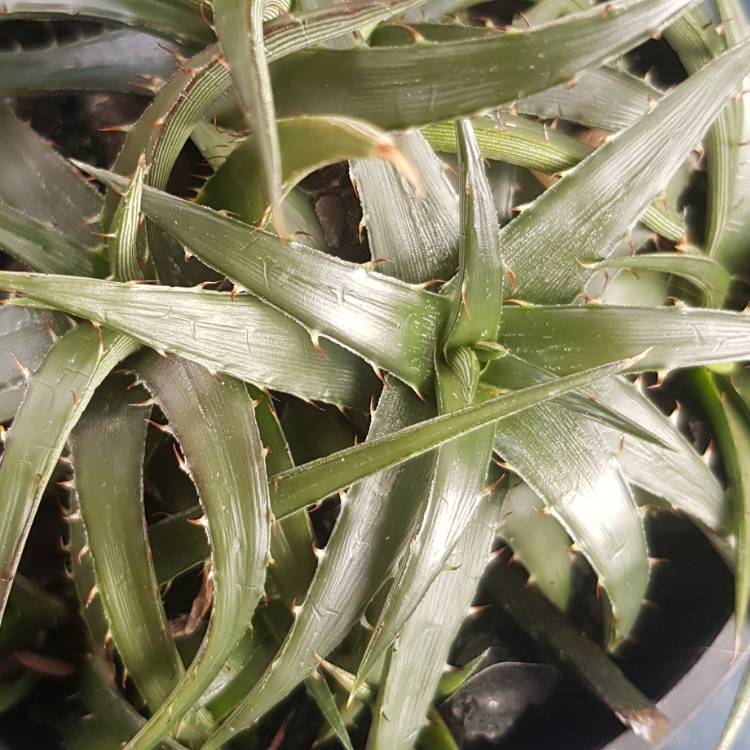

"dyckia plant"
[4, 0, 750, 748]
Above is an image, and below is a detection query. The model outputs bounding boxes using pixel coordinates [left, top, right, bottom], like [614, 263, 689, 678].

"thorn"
[144, 418, 173, 435]
[10, 354, 30, 382]
[85, 585, 98, 607]
[172, 443, 189, 473]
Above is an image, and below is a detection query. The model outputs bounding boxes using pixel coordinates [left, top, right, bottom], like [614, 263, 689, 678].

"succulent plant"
[2, 0, 750, 748]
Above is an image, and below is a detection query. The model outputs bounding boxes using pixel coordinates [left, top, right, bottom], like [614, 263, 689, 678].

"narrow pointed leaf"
[709, 0, 750, 276]
[204, 382, 438, 750]
[690, 369, 750, 644]
[584, 253, 731, 308]
[110, 157, 146, 282]
[499, 482, 573, 612]
[0, 102, 102, 247]
[0, 0, 213, 47]
[0, 29, 184, 95]
[443, 119, 503, 348]
[501, 40, 750, 303]
[355, 349, 496, 687]
[367, 494, 498, 750]
[517, 65, 660, 132]
[490, 396, 647, 645]
[0, 271, 378, 408]
[269, 0, 695, 130]
[500, 304, 750, 374]
[358, 121, 502, 684]
[423, 116, 686, 243]
[214, 0, 285, 231]
[66, 501, 186, 750]
[482, 352, 672, 448]
[0, 201, 107, 278]
[69, 377, 210, 740]
[0, 306, 71, 422]
[271, 356, 636, 520]
[350, 132, 458, 284]
[488, 557, 668, 742]
[595, 376, 730, 540]
[125, 354, 271, 750]
[0, 326, 139, 625]
[199, 115, 419, 228]
[78, 167, 446, 393]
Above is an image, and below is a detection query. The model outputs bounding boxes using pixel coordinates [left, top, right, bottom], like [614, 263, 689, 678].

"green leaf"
[0, 326, 139, 626]
[708, 0, 750, 277]
[500, 304, 750, 374]
[488, 556, 668, 742]
[350, 132, 458, 284]
[109, 156, 146, 282]
[583, 252, 731, 308]
[204, 381, 438, 750]
[0, 0, 213, 47]
[214, 0, 285, 232]
[691, 369, 750, 642]
[199, 115, 419, 228]
[0, 271, 378, 409]
[490, 397, 647, 645]
[103, 0, 428, 225]
[124, 354, 271, 750]
[367, 493, 499, 750]
[271, 357, 638, 521]
[0, 28, 185, 95]
[0, 201, 107, 278]
[0, 306, 71, 422]
[422, 116, 687, 243]
[0, 102, 102, 248]
[499, 481, 573, 612]
[516, 66, 660, 132]
[77, 167, 446, 393]
[597, 376, 730, 542]
[269, 0, 694, 130]
[482, 352, 672, 448]
[442, 119, 503, 348]
[69, 376, 211, 740]
[66, 503, 186, 750]
[500, 39, 750, 304]
[354, 349, 496, 689]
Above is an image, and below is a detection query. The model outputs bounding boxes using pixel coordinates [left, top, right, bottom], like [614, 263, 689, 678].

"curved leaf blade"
[269, 0, 695, 130]
[125, 354, 271, 749]
[0, 102, 102, 247]
[0, 306, 71, 423]
[443, 120, 503, 348]
[200, 115, 419, 229]
[422, 116, 686, 243]
[367, 494, 498, 750]
[0, 271, 378, 409]
[0, 0, 212, 47]
[501, 39, 750, 303]
[70, 376, 209, 740]
[585, 252, 731, 308]
[214, 0, 285, 232]
[0, 29, 184, 95]
[499, 482, 574, 612]
[0, 326, 139, 625]
[501, 304, 750, 374]
[76, 167, 446, 393]
[0, 201, 107, 278]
